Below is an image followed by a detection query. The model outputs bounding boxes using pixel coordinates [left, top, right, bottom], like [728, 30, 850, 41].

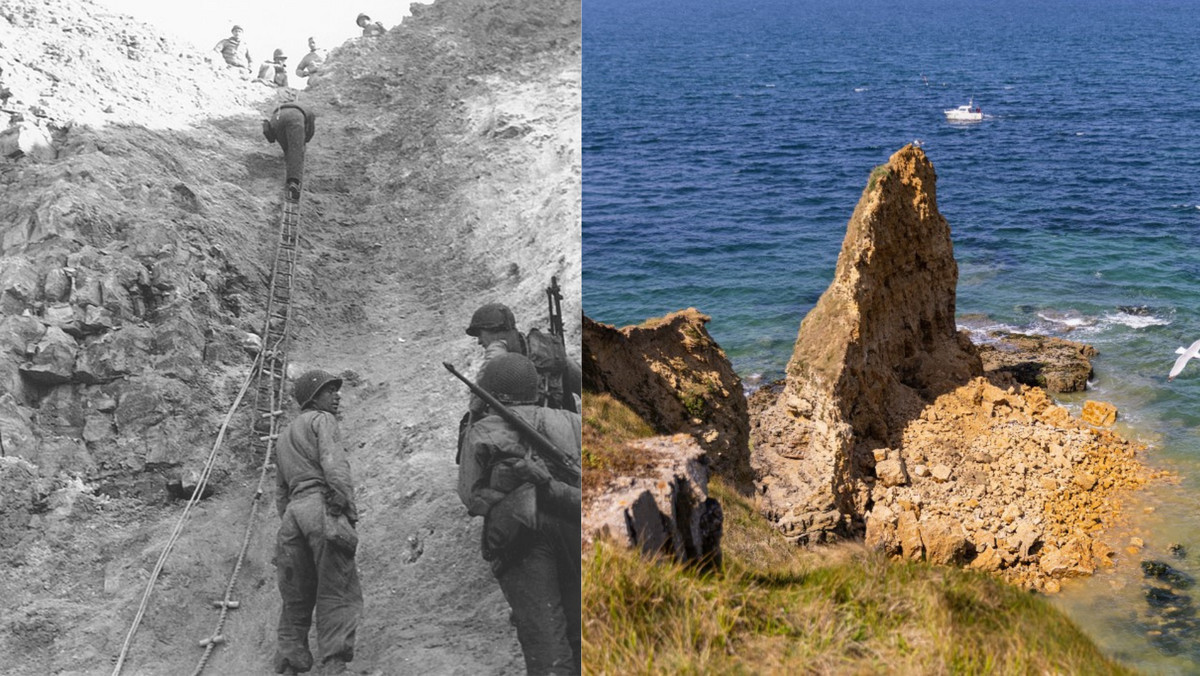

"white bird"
[1168, 339, 1200, 380]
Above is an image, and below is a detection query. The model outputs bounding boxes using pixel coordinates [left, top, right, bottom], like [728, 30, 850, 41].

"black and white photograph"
[0, 0, 580, 673]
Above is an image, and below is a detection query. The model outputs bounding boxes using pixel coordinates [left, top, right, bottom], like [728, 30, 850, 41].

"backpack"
[524, 328, 570, 411]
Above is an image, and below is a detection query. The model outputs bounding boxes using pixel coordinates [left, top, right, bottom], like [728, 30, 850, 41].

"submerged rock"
[1143, 560, 1196, 589]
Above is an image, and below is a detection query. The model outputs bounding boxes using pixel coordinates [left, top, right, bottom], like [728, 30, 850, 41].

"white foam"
[957, 320, 1027, 345]
[1037, 310, 1096, 329]
[1102, 311, 1171, 329]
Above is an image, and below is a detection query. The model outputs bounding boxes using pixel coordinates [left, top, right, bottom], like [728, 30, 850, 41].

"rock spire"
[751, 144, 982, 543]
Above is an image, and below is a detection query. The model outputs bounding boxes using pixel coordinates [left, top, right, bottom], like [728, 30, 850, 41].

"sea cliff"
[585, 145, 1157, 593]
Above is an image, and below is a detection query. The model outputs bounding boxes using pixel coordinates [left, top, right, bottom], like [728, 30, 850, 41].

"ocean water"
[583, 0, 1200, 672]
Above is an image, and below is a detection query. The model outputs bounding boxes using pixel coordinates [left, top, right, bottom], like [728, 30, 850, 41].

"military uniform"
[457, 354, 582, 675]
[465, 303, 581, 415]
[264, 103, 316, 200]
[273, 372, 362, 675]
[214, 30, 252, 70]
[356, 14, 387, 37]
[258, 50, 290, 87]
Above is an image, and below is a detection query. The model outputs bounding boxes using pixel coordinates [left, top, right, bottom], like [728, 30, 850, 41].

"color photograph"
[582, 0, 1200, 673]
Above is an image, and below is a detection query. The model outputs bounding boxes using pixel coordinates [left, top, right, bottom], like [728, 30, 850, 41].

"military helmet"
[479, 353, 539, 405]
[293, 370, 342, 409]
[273, 48, 286, 60]
[466, 302, 517, 337]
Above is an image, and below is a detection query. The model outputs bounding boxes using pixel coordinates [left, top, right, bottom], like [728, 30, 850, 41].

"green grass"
[582, 390, 658, 497]
[867, 165, 891, 192]
[584, 478, 1135, 676]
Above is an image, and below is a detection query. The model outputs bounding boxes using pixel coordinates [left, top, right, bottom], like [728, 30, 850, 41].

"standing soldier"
[455, 354, 582, 675]
[273, 370, 362, 676]
[295, 37, 327, 79]
[465, 301, 581, 415]
[262, 95, 316, 201]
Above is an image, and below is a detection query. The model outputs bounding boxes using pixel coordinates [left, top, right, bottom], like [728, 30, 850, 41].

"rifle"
[546, 276, 564, 341]
[444, 361, 581, 479]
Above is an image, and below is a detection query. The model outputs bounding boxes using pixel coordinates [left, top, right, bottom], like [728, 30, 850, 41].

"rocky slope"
[749, 145, 1154, 590]
[582, 309, 751, 487]
[0, 0, 580, 673]
[580, 310, 743, 567]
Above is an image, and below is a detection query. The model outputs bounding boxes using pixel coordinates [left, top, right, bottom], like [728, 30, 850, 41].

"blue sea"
[583, 0, 1200, 671]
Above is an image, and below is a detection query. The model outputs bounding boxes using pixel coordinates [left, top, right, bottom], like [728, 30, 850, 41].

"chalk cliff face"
[751, 145, 982, 543]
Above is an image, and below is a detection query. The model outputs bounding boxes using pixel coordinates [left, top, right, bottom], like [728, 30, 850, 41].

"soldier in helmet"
[355, 13, 387, 37]
[458, 353, 581, 675]
[257, 48, 290, 87]
[465, 302, 582, 415]
[273, 370, 362, 676]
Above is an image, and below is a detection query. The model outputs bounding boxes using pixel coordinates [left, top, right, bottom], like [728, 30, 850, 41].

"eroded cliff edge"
[749, 145, 1151, 590]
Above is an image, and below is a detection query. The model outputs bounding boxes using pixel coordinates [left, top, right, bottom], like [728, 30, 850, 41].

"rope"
[191, 334, 288, 676]
[192, 189, 300, 675]
[110, 350, 263, 676]
[116, 134, 303, 676]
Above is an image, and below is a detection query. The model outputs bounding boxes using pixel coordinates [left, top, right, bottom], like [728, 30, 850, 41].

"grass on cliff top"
[583, 390, 658, 497]
[583, 394, 1133, 676]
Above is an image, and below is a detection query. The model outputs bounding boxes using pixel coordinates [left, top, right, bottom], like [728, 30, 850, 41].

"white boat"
[944, 99, 982, 122]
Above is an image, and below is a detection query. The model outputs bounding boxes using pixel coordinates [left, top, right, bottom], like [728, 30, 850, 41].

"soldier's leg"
[495, 535, 573, 675]
[310, 517, 363, 665]
[277, 107, 307, 190]
[551, 514, 582, 674]
[274, 508, 317, 674]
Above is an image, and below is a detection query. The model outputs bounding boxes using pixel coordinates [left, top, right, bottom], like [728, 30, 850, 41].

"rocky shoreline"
[583, 145, 1163, 592]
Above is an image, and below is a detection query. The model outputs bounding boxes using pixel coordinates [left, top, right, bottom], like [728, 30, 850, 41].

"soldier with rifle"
[464, 278, 582, 416]
[447, 355, 581, 675]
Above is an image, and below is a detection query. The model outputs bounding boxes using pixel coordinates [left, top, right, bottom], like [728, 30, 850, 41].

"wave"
[958, 307, 1172, 343]
[1101, 310, 1172, 329]
[1035, 309, 1098, 331]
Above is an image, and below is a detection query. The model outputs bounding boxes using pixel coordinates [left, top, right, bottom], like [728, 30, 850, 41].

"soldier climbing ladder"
[193, 179, 305, 675]
[113, 125, 310, 675]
